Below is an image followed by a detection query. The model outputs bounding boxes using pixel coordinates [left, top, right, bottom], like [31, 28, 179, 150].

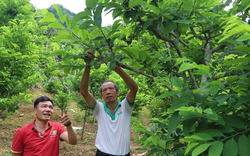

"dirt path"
[0, 88, 149, 156]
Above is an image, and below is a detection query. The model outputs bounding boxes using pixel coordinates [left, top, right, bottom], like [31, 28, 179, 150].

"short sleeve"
[124, 98, 133, 114]
[92, 100, 101, 118]
[12, 129, 24, 153]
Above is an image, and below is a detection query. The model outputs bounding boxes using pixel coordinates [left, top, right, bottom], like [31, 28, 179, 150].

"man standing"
[80, 50, 138, 156]
[11, 96, 77, 156]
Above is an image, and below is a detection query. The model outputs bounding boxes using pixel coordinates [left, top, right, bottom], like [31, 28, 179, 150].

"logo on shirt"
[50, 130, 57, 137]
[118, 109, 122, 115]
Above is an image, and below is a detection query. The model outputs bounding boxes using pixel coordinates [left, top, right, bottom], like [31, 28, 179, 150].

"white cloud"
[30, 0, 114, 26]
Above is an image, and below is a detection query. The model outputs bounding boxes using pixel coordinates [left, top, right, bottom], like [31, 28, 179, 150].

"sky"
[30, 0, 114, 26]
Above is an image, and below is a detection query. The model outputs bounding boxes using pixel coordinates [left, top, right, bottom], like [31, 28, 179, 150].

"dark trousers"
[96, 149, 130, 156]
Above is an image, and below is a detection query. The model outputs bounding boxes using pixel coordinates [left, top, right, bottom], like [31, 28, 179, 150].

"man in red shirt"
[11, 96, 77, 156]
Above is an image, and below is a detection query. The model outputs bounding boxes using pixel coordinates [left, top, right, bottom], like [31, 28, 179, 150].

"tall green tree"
[0, 0, 47, 119]
[40, 0, 250, 155]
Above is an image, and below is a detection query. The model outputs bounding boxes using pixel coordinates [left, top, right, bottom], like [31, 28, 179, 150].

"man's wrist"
[64, 122, 71, 127]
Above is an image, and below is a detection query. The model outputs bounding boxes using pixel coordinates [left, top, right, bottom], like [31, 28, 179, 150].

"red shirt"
[12, 120, 67, 156]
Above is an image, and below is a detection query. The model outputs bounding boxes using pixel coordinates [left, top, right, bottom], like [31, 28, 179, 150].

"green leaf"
[138, 50, 148, 62]
[94, 5, 103, 29]
[184, 133, 213, 141]
[234, 45, 250, 51]
[221, 115, 245, 129]
[157, 91, 181, 98]
[107, 60, 117, 70]
[163, 24, 172, 35]
[171, 76, 183, 88]
[178, 63, 194, 73]
[173, 20, 191, 24]
[203, 108, 213, 114]
[94, 61, 101, 69]
[53, 4, 64, 23]
[63, 14, 71, 29]
[236, 33, 250, 41]
[145, 4, 160, 15]
[171, 97, 192, 110]
[223, 138, 238, 156]
[231, 65, 250, 70]
[48, 50, 68, 56]
[129, 46, 140, 59]
[197, 129, 224, 137]
[143, 19, 154, 30]
[129, 0, 144, 8]
[103, 3, 124, 10]
[158, 140, 166, 149]
[168, 111, 182, 136]
[215, 125, 234, 133]
[94, 14, 102, 29]
[209, 141, 223, 156]
[238, 134, 250, 156]
[222, 57, 250, 66]
[192, 143, 211, 156]
[72, 24, 80, 36]
[183, 118, 197, 136]
[79, 20, 95, 29]
[39, 12, 58, 23]
[185, 143, 199, 155]
[203, 112, 219, 122]
[183, 112, 203, 121]
[209, 86, 219, 95]
[192, 64, 210, 73]
[48, 23, 65, 29]
[151, 60, 159, 68]
[215, 94, 230, 105]
[86, 0, 98, 9]
[54, 34, 77, 41]
[71, 11, 90, 29]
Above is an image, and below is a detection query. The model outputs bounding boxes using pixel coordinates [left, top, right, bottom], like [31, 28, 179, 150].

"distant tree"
[47, 4, 76, 27]
[0, 0, 35, 26]
[0, 0, 47, 119]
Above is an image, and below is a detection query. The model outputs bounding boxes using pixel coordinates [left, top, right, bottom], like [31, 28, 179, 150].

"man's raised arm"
[80, 50, 96, 109]
[113, 66, 138, 105]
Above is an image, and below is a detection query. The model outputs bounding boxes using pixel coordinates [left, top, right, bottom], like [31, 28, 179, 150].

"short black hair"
[99, 80, 119, 94]
[34, 96, 54, 108]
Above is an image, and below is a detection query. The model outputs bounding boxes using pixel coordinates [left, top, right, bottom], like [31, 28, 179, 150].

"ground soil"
[0, 87, 150, 156]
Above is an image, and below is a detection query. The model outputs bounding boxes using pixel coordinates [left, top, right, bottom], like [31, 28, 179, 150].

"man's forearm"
[115, 67, 138, 92]
[80, 63, 91, 95]
[66, 125, 77, 145]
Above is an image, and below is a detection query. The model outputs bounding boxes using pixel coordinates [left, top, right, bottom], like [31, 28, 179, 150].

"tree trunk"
[81, 105, 88, 141]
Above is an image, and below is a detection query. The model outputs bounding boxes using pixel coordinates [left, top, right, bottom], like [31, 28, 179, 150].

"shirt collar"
[32, 120, 52, 131]
[103, 101, 121, 120]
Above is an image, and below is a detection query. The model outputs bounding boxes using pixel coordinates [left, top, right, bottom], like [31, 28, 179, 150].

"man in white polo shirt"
[80, 50, 138, 156]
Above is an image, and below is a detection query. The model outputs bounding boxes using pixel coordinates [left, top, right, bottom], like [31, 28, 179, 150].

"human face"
[101, 82, 119, 103]
[34, 101, 54, 121]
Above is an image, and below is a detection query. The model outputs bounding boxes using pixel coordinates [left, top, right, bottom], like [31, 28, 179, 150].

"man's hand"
[59, 109, 71, 126]
[59, 109, 78, 145]
[85, 50, 94, 61]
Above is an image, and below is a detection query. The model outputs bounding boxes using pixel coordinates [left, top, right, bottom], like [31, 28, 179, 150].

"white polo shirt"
[92, 98, 133, 155]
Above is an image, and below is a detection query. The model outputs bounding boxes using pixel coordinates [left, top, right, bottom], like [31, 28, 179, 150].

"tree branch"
[170, 31, 189, 48]
[153, 0, 159, 7]
[165, 41, 172, 58]
[93, 55, 178, 92]
[210, 45, 226, 54]
[190, 26, 206, 40]
[101, 29, 114, 59]
[209, 33, 223, 39]
[137, 19, 198, 89]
